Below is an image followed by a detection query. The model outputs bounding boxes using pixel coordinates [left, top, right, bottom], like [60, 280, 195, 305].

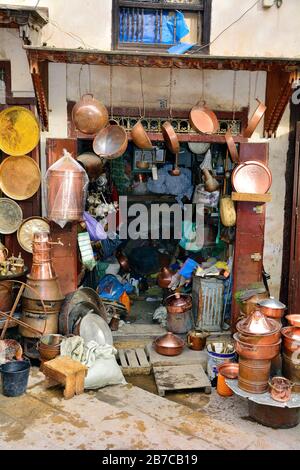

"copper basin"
[93, 124, 128, 159]
[218, 362, 239, 380]
[234, 333, 281, 360]
[72, 94, 109, 135]
[281, 327, 300, 353]
[131, 121, 153, 150]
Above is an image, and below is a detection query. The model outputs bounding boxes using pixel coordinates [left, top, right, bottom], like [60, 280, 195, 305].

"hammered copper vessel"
[72, 94, 109, 135]
[21, 232, 65, 339]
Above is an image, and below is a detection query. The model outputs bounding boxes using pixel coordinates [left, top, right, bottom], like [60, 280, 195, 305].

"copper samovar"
[20, 231, 65, 338]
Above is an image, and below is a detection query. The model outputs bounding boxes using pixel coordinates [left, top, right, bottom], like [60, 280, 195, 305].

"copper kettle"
[157, 267, 174, 289]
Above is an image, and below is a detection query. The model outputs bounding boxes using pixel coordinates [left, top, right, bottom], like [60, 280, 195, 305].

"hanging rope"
[169, 67, 174, 119]
[232, 70, 237, 122]
[139, 67, 146, 119]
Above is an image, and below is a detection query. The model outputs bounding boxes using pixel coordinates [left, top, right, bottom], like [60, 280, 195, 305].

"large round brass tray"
[0, 107, 40, 156]
[0, 198, 23, 234]
[0, 155, 41, 200]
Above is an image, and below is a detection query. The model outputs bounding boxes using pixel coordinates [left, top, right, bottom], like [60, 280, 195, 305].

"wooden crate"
[117, 348, 151, 376]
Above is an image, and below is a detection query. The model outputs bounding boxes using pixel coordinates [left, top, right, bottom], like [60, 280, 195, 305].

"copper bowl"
[218, 362, 239, 380]
[93, 124, 128, 159]
[72, 94, 109, 135]
[131, 121, 153, 150]
[281, 327, 300, 353]
[286, 315, 300, 328]
[189, 102, 219, 135]
[154, 332, 185, 356]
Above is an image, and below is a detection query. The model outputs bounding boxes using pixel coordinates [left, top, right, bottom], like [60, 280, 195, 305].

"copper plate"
[232, 160, 272, 194]
[0, 107, 39, 156]
[0, 155, 41, 200]
[17, 217, 50, 253]
[0, 198, 23, 234]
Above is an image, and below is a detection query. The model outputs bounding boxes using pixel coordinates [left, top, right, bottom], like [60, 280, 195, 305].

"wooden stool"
[41, 356, 88, 399]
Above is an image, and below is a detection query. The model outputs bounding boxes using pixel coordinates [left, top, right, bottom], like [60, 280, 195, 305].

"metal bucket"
[238, 357, 271, 394]
[282, 351, 300, 393]
[192, 277, 224, 331]
[167, 308, 193, 334]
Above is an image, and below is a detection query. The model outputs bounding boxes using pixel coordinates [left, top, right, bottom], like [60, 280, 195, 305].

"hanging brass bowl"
[17, 217, 50, 253]
[0, 155, 41, 201]
[0, 198, 23, 235]
[0, 107, 40, 156]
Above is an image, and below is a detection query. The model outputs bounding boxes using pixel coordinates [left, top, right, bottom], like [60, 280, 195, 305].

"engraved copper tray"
[0, 155, 41, 200]
[232, 160, 272, 194]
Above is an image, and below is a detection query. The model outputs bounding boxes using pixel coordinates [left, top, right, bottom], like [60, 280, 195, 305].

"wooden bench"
[41, 356, 88, 399]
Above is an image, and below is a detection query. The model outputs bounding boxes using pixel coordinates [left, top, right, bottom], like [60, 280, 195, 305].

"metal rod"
[0, 309, 43, 336]
[0, 283, 25, 339]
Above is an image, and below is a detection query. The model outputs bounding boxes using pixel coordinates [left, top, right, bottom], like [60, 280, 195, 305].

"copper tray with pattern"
[232, 160, 272, 194]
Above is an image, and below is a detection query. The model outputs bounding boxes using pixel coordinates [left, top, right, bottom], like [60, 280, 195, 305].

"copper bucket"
[238, 357, 271, 394]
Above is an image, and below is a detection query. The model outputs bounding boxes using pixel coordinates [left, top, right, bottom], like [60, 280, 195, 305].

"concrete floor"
[0, 366, 299, 450]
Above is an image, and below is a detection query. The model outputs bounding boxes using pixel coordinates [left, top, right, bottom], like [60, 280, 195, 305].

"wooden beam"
[24, 46, 300, 73]
[28, 57, 49, 131]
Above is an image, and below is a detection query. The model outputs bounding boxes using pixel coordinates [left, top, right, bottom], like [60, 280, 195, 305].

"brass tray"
[0, 198, 23, 234]
[17, 217, 50, 253]
[0, 106, 40, 156]
[0, 155, 41, 200]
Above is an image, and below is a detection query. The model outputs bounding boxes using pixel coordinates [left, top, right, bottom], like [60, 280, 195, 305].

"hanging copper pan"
[0, 155, 41, 201]
[189, 101, 219, 135]
[0, 106, 40, 156]
[243, 99, 267, 138]
[225, 129, 239, 163]
[131, 121, 153, 150]
[232, 161, 272, 194]
[93, 124, 128, 159]
[161, 121, 180, 155]
[72, 94, 109, 135]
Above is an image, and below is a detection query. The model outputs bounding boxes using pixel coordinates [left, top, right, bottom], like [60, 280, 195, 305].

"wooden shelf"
[231, 192, 272, 203]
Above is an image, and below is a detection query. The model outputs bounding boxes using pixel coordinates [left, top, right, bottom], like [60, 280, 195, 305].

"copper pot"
[19, 311, 58, 338]
[190, 101, 219, 135]
[234, 333, 281, 360]
[238, 357, 271, 394]
[161, 121, 180, 155]
[258, 297, 286, 320]
[72, 94, 109, 135]
[281, 327, 300, 353]
[269, 376, 293, 403]
[153, 332, 185, 356]
[37, 334, 64, 362]
[157, 267, 174, 289]
[286, 315, 300, 327]
[131, 121, 153, 150]
[77, 152, 105, 182]
[187, 329, 210, 351]
[243, 99, 267, 138]
[93, 124, 128, 159]
[236, 311, 281, 345]
[165, 293, 192, 314]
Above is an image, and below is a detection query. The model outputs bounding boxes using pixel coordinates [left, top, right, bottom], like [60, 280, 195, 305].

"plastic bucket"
[207, 347, 236, 381]
[0, 360, 30, 397]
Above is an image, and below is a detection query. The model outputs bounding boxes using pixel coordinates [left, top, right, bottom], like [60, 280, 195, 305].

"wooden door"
[46, 138, 78, 296]
[288, 122, 300, 314]
[231, 142, 269, 329]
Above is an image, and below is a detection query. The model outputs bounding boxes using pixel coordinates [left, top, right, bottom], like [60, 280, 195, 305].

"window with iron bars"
[112, 1, 211, 53]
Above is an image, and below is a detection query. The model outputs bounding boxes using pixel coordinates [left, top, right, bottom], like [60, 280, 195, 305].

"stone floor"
[0, 367, 299, 450]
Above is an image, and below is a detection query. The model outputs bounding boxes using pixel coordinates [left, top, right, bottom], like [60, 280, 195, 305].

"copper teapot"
[157, 267, 174, 289]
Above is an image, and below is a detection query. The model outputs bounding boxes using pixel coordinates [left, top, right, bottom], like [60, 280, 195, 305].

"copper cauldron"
[234, 333, 281, 360]
[72, 94, 109, 135]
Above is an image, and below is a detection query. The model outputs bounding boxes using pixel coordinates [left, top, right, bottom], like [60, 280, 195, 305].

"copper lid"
[155, 332, 185, 348]
[166, 293, 192, 308]
[237, 310, 281, 336]
[258, 297, 286, 309]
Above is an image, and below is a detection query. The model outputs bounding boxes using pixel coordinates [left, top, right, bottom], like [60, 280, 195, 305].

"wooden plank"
[231, 192, 272, 203]
[153, 364, 211, 397]
[118, 349, 128, 368]
[136, 348, 149, 367]
[125, 349, 139, 368]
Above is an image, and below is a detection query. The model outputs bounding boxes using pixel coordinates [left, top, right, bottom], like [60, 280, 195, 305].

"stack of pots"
[165, 293, 193, 334]
[234, 311, 281, 393]
[281, 316, 300, 392]
[20, 232, 65, 338]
